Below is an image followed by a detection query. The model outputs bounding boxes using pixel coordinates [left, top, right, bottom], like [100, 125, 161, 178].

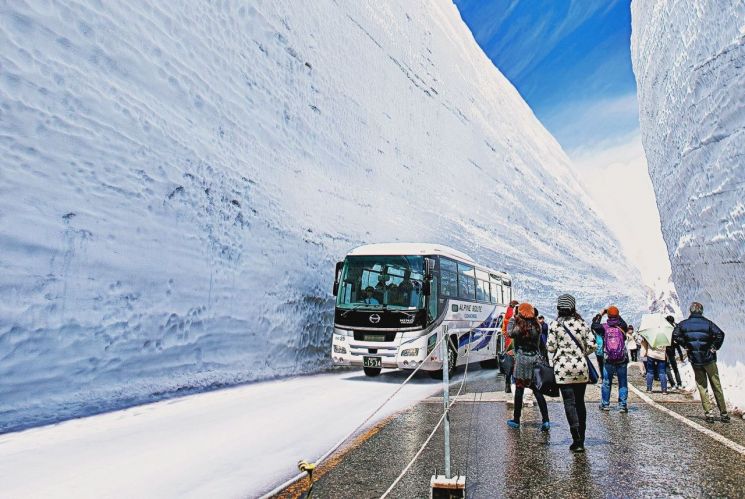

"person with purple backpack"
[592, 305, 630, 413]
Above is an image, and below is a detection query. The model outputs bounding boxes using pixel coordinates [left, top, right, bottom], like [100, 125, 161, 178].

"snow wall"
[0, 0, 645, 431]
[631, 1, 745, 407]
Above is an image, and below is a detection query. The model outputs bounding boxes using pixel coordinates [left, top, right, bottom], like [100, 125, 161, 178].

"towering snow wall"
[0, 0, 645, 431]
[632, 1, 745, 402]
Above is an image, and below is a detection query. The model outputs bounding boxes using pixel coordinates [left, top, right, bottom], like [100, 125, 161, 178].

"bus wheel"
[430, 342, 456, 379]
[364, 367, 382, 377]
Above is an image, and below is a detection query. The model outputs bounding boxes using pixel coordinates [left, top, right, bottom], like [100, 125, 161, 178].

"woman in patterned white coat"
[546, 293, 596, 452]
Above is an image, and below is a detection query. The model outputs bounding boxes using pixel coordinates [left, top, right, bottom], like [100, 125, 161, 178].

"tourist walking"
[640, 337, 668, 394]
[627, 325, 639, 362]
[547, 294, 596, 452]
[502, 300, 519, 394]
[506, 303, 550, 431]
[538, 314, 549, 348]
[672, 302, 729, 423]
[665, 316, 684, 390]
[592, 306, 630, 413]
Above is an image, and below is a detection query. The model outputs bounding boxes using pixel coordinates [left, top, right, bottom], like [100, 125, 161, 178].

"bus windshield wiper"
[339, 304, 382, 315]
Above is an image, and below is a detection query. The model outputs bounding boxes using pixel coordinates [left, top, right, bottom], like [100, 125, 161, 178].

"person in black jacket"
[665, 316, 685, 390]
[506, 303, 550, 431]
[672, 302, 728, 423]
[538, 314, 549, 349]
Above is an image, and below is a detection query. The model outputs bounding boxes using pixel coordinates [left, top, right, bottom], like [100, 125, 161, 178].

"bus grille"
[353, 331, 397, 342]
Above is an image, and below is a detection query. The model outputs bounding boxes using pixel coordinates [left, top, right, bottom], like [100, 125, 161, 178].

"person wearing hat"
[546, 294, 596, 452]
[506, 302, 550, 431]
[592, 306, 630, 413]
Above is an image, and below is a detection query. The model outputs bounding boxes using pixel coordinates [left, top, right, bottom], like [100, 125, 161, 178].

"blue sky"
[454, 0, 672, 288]
[454, 0, 639, 152]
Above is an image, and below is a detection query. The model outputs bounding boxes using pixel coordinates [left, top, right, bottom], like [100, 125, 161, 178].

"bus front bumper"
[331, 329, 438, 370]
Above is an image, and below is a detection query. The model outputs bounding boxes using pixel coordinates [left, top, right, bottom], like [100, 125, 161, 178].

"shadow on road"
[341, 365, 495, 385]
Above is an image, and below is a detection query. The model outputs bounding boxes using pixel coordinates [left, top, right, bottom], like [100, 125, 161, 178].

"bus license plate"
[364, 334, 386, 342]
[363, 356, 382, 368]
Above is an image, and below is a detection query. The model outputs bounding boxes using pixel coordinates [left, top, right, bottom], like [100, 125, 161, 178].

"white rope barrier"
[379, 335, 474, 498]
[260, 332, 448, 499]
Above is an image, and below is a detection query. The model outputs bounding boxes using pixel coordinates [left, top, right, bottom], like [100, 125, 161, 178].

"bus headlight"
[333, 345, 347, 354]
[401, 348, 419, 357]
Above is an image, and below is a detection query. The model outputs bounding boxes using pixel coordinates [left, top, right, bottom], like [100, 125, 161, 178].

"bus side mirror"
[333, 261, 343, 296]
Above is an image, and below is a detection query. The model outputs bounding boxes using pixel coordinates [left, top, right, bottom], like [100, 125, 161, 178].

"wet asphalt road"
[285, 366, 745, 498]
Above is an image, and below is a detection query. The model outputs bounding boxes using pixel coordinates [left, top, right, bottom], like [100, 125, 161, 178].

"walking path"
[626, 360, 745, 451]
[276, 365, 745, 498]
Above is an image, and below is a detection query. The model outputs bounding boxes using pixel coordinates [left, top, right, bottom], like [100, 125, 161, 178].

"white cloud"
[569, 133, 672, 290]
[543, 93, 641, 151]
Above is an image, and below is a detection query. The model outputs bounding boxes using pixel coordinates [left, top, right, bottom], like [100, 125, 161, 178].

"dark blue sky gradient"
[454, 0, 639, 152]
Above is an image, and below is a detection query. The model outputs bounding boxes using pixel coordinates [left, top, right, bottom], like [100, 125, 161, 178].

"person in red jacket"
[502, 300, 519, 393]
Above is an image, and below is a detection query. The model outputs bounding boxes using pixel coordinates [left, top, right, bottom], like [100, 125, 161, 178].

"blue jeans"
[646, 358, 668, 391]
[601, 362, 628, 408]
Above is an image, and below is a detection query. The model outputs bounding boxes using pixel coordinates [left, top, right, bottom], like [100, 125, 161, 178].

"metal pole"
[441, 325, 451, 479]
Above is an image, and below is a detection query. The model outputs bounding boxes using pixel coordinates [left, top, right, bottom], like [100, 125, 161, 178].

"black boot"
[569, 428, 584, 453]
[579, 422, 586, 448]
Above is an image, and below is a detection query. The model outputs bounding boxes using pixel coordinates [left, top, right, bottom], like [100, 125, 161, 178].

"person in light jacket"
[640, 337, 668, 394]
[546, 294, 596, 452]
[626, 325, 639, 362]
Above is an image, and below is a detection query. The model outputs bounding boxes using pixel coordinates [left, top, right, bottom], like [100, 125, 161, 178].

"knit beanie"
[557, 294, 576, 310]
[607, 305, 619, 317]
[517, 302, 535, 319]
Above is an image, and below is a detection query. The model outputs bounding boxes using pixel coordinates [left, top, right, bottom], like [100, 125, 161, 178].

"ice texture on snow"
[0, 0, 644, 431]
[646, 276, 681, 317]
[632, 1, 745, 403]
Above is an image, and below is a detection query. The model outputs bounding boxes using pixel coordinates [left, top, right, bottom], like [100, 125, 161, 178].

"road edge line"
[628, 382, 745, 456]
[260, 410, 403, 498]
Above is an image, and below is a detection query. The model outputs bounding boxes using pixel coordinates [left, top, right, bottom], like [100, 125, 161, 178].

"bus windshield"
[336, 255, 425, 310]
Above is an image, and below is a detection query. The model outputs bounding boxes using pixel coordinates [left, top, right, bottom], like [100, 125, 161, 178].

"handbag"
[561, 323, 599, 385]
[498, 351, 514, 376]
[533, 357, 560, 397]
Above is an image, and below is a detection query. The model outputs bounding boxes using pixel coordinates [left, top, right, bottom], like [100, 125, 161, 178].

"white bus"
[331, 243, 512, 377]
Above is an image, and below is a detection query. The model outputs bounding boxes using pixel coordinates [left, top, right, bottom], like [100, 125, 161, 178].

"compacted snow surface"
[0, 0, 645, 431]
[631, 0, 745, 406]
[0, 369, 447, 498]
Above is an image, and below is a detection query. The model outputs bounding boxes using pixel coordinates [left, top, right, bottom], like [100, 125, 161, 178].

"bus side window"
[440, 258, 458, 298]
[490, 282, 501, 304]
[476, 279, 489, 302]
[457, 262, 476, 300]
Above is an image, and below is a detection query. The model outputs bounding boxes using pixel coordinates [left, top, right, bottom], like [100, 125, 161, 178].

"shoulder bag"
[532, 327, 559, 396]
[533, 356, 560, 397]
[562, 323, 599, 384]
